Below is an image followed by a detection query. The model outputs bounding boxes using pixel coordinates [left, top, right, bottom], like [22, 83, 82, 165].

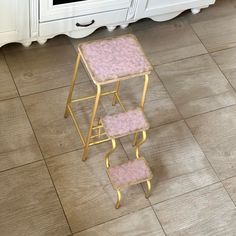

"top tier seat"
[78, 34, 152, 85]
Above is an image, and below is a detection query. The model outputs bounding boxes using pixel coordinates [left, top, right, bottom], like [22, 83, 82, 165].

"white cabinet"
[0, 0, 216, 47]
[135, 0, 215, 22]
[38, 0, 131, 39]
[0, 0, 30, 47]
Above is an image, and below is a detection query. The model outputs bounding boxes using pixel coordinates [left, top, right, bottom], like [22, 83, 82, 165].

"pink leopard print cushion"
[80, 35, 152, 83]
[108, 158, 152, 189]
[102, 108, 149, 138]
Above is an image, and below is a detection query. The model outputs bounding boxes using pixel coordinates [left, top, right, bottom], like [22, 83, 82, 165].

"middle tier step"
[101, 108, 149, 139]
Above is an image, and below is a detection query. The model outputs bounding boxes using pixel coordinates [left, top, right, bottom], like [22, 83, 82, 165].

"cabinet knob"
[76, 20, 95, 27]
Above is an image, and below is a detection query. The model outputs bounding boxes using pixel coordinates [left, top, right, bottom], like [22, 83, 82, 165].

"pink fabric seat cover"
[102, 109, 149, 138]
[80, 35, 152, 83]
[108, 158, 152, 189]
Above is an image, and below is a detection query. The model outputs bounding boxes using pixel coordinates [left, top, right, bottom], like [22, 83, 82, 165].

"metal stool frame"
[64, 52, 150, 161]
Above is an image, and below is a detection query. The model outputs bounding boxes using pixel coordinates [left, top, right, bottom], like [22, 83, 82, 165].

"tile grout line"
[139, 183, 168, 236]
[184, 103, 236, 120]
[184, 119, 236, 209]
[18, 96, 74, 235]
[188, 23, 236, 208]
[189, 20, 236, 94]
[210, 51, 236, 93]
[152, 23, 236, 210]
[0, 146, 85, 174]
[152, 68, 184, 118]
[0, 159, 43, 174]
[149, 180, 221, 207]
[150, 204, 167, 236]
[72, 205, 152, 234]
[142, 35, 236, 225]
[2, 51, 74, 235]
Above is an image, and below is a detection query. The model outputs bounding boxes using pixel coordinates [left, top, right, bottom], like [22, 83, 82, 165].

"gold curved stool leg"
[64, 54, 81, 118]
[105, 139, 116, 169]
[140, 74, 149, 109]
[132, 133, 138, 147]
[112, 81, 121, 106]
[145, 180, 151, 198]
[135, 131, 147, 159]
[82, 84, 102, 161]
[132, 74, 149, 146]
[116, 190, 122, 209]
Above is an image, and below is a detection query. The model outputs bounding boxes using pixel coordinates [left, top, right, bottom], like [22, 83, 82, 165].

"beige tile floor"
[2, 0, 236, 235]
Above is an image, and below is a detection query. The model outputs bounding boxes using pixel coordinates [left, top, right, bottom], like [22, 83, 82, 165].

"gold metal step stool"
[64, 34, 153, 161]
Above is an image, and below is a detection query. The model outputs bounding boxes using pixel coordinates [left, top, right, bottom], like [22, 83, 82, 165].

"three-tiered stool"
[64, 34, 153, 208]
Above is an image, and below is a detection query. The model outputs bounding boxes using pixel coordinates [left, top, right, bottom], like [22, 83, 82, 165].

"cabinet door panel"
[40, 0, 131, 22]
[0, 0, 29, 45]
[135, 0, 215, 19]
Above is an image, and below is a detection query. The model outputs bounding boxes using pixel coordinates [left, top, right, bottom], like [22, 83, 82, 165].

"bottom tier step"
[107, 157, 153, 190]
[101, 108, 150, 139]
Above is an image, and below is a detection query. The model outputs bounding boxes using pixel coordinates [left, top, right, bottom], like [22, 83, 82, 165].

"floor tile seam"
[149, 204, 167, 236]
[17, 79, 90, 98]
[1, 97, 73, 233]
[151, 180, 221, 208]
[176, 88, 236, 108]
[0, 159, 43, 175]
[152, 69, 184, 120]
[183, 118, 223, 186]
[2, 55, 74, 235]
[2, 40, 90, 98]
[209, 44, 236, 54]
[189, 21, 236, 93]
[154, 166, 218, 185]
[0, 95, 21, 104]
[221, 174, 236, 183]
[209, 52, 236, 93]
[2, 52, 20, 98]
[153, 39, 236, 121]
[0, 95, 19, 103]
[72, 205, 152, 234]
[42, 156, 73, 234]
[149, 47, 208, 67]
[184, 103, 236, 120]
[3, 39, 76, 55]
[20, 93, 73, 234]
[149, 36, 236, 68]
[190, 11, 236, 27]
[221, 182, 236, 209]
[139, 183, 167, 235]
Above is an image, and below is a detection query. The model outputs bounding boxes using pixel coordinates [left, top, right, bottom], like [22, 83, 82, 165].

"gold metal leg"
[115, 190, 122, 209]
[82, 84, 102, 161]
[64, 54, 81, 118]
[132, 133, 138, 147]
[140, 74, 149, 109]
[105, 139, 116, 168]
[132, 74, 149, 145]
[145, 180, 151, 198]
[112, 81, 121, 106]
[135, 131, 147, 159]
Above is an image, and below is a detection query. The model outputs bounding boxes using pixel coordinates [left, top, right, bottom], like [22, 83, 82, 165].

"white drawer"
[40, 0, 131, 22]
[39, 9, 128, 37]
[139, 0, 215, 17]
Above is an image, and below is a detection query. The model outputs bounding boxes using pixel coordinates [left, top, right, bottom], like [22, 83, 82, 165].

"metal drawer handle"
[76, 20, 95, 27]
